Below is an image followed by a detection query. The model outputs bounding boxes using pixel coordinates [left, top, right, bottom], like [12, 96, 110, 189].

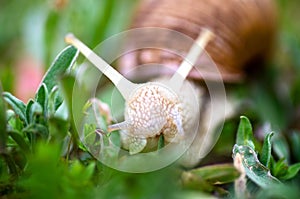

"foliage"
[232, 116, 300, 198]
[1, 0, 300, 198]
[1, 44, 299, 198]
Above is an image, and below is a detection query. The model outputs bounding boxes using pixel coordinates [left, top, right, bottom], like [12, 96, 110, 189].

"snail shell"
[119, 0, 277, 82]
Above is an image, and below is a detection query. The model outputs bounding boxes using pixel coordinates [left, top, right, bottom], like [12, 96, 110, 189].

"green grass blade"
[260, 132, 274, 167]
[236, 116, 255, 150]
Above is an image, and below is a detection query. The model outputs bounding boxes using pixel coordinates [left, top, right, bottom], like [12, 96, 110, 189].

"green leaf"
[35, 83, 48, 112]
[236, 116, 255, 150]
[40, 45, 78, 92]
[47, 86, 59, 116]
[272, 158, 288, 177]
[30, 102, 43, 121]
[59, 75, 80, 145]
[3, 92, 26, 124]
[1, 153, 18, 177]
[68, 161, 95, 182]
[26, 100, 43, 124]
[273, 135, 290, 163]
[189, 164, 240, 185]
[6, 109, 15, 121]
[280, 163, 300, 180]
[181, 171, 228, 195]
[233, 144, 281, 188]
[23, 124, 49, 141]
[48, 117, 70, 141]
[25, 99, 34, 124]
[11, 149, 27, 170]
[157, 134, 165, 150]
[19, 142, 61, 199]
[0, 83, 7, 151]
[8, 130, 30, 152]
[260, 132, 274, 167]
[291, 131, 300, 162]
[8, 112, 24, 132]
[256, 183, 300, 199]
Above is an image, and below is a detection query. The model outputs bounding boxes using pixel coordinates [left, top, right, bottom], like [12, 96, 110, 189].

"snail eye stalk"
[168, 29, 214, 92]
[65, 33, 138, 100]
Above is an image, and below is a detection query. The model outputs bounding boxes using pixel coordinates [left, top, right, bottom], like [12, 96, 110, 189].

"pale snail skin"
[119, 79, 201, 154]
[120, 82, 184, 154]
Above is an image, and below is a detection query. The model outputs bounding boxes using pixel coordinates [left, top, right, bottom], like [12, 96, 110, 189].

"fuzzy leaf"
[8, 130, 30, 152]
[47, 86, 59, 116]
[23, 124, 49, 141]
[236, 116, 255, 150]
[0, 83, 7, 151]
[273, 136, 290, 163]
[35, 83, 48, 112]
[189, 164, 240, 185]
[59, 75, 80, 145]
[260, 132, 274, 167]
[40, 45, 78, 92]
[48, 117, 69, 141]
[8, 113, 24, 132]
[233, 144, 281, 188]
[26, 100, 43, 124]
[25, 100, 34, 124]
[3, 92, 26, 123]
[280, 163, 300, 180]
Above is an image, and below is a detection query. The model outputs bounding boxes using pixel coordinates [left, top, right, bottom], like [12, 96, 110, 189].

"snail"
[115, 0, 277, 166]
[65, 0, 277, 167]
[65, 29, 213, 156]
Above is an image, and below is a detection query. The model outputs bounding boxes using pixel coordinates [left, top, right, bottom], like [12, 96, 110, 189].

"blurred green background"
[0, 0, 137, 101]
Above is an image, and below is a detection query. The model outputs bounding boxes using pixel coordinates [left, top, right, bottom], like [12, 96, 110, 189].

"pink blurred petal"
[15, 56, 44, 103]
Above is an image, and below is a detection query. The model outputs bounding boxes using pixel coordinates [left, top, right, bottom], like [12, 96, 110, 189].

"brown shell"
[118, 0, 277, 82]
